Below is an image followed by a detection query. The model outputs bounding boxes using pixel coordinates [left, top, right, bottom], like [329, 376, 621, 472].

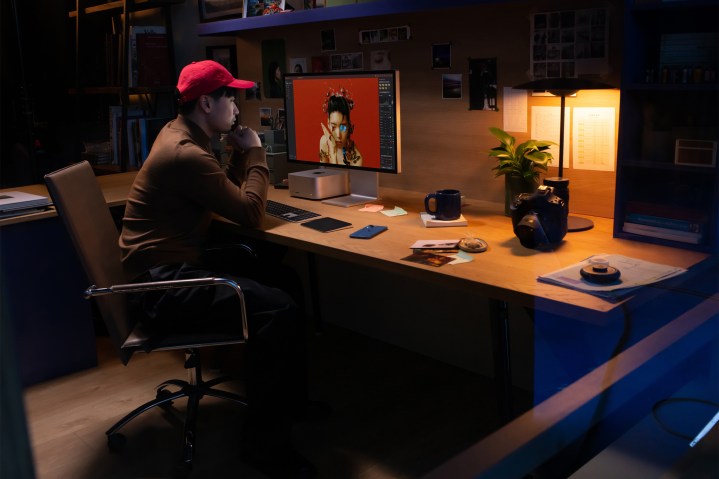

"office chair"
[44, 160, 249, 467]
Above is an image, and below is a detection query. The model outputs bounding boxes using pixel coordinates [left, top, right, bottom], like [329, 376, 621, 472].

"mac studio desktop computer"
[283, 70, 401, 207]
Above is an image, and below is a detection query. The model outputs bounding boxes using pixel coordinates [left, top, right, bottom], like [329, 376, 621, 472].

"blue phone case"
[350, 225, 388, 239]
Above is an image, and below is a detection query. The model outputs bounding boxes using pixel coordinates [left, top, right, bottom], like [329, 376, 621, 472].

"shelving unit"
[196, 0, 507, 36]
[614, 0, 718, 253]
[69, 0, 183, 173]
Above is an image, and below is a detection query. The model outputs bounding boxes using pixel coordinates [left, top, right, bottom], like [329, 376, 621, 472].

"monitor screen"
[283, 70, 401, 174]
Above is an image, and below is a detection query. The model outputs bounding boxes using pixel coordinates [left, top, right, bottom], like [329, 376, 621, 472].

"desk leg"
[306, 252, 323, 333]
[489, 299, 514, 420]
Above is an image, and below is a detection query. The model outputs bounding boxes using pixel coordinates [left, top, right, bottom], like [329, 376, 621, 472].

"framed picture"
[206, 45, 238, 76]
[442, 73, 462, 99]
[432, 43, 452, 69]
[321, 29, 336, 52]
[199, 0, 244, 22]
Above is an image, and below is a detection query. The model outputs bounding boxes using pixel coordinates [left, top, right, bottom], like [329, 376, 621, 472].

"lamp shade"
[513, 78, 615, 96]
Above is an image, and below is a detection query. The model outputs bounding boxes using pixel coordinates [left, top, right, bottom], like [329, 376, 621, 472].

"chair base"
[105, 348, 247, 466]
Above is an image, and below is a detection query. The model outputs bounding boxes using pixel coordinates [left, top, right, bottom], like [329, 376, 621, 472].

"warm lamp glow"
[514, 77, 616, 232]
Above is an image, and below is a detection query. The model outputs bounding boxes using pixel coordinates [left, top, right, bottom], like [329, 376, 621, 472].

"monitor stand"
[322, 169, 379, 207]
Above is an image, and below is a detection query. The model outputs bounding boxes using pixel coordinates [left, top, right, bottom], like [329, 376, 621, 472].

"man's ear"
[199, 95, 211, 112]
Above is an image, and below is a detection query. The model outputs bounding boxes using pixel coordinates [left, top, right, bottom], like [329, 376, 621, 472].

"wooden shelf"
[69, 85, 176, 95]
[197, 0, 508, 35]
[69, 0, 184, 17]
[614, 0, 718, 253]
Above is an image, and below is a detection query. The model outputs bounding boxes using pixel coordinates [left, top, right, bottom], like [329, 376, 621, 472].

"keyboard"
[265, 199, 321, 223]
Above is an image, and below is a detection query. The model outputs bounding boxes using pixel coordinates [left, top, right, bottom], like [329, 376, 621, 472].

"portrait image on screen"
[283, 70, 401, 206]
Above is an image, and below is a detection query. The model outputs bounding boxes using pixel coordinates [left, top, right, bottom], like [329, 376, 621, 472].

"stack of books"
[622, 202, 706, 245]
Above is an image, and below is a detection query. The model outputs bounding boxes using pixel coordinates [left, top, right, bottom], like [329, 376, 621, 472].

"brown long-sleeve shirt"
[119, 115, 269, 280]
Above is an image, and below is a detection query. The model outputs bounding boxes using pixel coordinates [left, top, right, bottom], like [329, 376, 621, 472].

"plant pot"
[504, 175, 538, 216]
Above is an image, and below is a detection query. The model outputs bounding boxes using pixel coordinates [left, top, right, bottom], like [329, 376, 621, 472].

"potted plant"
[487, 126, 555, 215]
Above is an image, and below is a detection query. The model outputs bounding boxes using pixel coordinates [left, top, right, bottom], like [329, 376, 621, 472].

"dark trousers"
[132, 254, 308, 446]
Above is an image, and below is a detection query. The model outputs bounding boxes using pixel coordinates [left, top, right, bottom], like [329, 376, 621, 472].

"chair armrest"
[85, 277, 248, 341]
[204, 242, 258, 259]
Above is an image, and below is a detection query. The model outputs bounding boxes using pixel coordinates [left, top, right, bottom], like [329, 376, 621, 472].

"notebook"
[0, 191, 51, 218]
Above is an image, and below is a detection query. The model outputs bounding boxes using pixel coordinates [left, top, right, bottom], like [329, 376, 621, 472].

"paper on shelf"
[537, 254, 687, 300]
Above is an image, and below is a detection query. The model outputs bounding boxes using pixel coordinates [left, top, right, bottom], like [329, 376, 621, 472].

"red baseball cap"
[177, 60, 255, 104]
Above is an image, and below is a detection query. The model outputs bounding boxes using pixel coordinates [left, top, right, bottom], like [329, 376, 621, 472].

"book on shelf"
[244, 0, 285, 17]
[624, 201, 708, 237]
[135, 33, 173, 87]
[104, 33, 122, 86]
[137, 117, 172, 165]
[109, 105, 144, 165]
[624, 212, 704, 233]
[128, 26, 166, 87]
[622, 222, 703, 245]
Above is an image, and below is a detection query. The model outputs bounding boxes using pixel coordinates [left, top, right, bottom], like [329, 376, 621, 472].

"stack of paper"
[538, 254, 687, 300]
[0, 191, 51, 218]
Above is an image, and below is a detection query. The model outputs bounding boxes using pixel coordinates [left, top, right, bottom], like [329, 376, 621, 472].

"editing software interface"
[283, 70, 401, 174]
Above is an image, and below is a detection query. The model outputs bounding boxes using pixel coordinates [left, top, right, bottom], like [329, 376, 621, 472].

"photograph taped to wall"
[262, 39, 286, 98]
[370, 50, 392, 70]
[330, 52, 364, 71]
[442, 74, 462, 100]
[432, 43, 451, 69]
[468, 57, 498, 111]
[260, 107, 273, 126]
[245, 82, 261, 100]
[359, 25, 411, 45]
[289, 57, 307, 74]
[321, 29, 336, 51]
[531, 8, 608, 79]
[206, 45, 238, 75]
[311, 56, 330, 72]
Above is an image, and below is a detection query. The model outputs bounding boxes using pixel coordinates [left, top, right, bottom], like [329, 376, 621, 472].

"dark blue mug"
[424, 189, 461, 221]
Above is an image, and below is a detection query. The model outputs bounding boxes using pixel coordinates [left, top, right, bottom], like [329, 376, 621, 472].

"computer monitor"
[283, 70, 401, 206]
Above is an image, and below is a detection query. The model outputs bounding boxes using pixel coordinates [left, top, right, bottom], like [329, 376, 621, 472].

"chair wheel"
[107, 432, 126, 452]
[157, 387, 174, 409]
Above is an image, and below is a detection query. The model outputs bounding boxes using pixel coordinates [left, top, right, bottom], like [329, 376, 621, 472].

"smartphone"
[350, 225, 388, 239]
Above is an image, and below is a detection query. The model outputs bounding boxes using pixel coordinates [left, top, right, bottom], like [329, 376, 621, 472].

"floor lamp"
[514, 78, 615, 232]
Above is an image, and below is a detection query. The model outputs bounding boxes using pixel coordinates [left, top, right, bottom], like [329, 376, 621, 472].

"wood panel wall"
[227, 0, 623, 218]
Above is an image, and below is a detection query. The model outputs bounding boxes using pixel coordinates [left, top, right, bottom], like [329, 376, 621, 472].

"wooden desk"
[228, 187, 712, 417]
[3, 173, 712, 399]
[251, 188, 708, 321]
[0, 171, 136, 227]
[0, 172, 135, 385]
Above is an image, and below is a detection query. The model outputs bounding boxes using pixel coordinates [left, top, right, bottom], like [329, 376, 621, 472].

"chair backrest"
[45, 161, 134, 363]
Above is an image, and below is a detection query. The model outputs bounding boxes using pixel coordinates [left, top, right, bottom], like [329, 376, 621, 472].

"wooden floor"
[24, 324, 508, 479]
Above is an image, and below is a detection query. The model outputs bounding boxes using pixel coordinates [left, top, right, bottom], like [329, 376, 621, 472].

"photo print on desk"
[402, 251, 454, 267]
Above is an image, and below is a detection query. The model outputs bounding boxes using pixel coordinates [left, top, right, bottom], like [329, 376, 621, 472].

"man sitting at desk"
[119, 60, 317, 479]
